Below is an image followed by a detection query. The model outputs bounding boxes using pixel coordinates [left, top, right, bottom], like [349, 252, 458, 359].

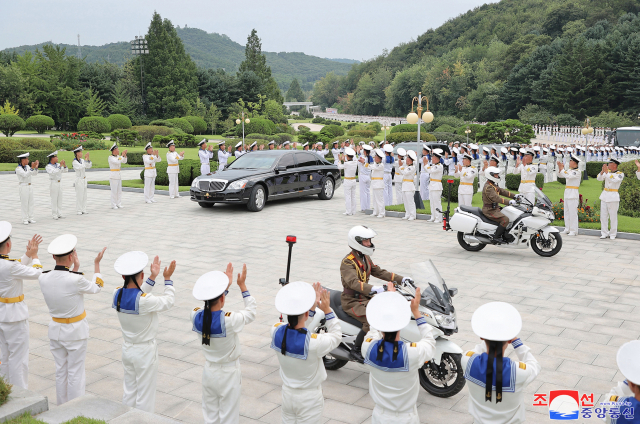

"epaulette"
[193, 307, 201, 312]
[70, 271, 84, 275]
[116, 286, 122, 289]
[7, 258, 21, 262]
[610, 395, 619, 402]
[410, 342, 417, 347]
[465, 351, 475, 357]
[42, 270, 52, 273]
[519, 362, 526, 370]
[274, 322, 283, 327]
[311, 334, 317, 339]
[470, 166, 476, 169]
[141, 293, 147, 297]
[346, 253, 354, 260]
[225, 312, 232, 317]
[365, 338, 372, 343]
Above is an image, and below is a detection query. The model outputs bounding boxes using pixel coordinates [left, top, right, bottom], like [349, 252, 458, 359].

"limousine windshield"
[226, 154, 278, 170]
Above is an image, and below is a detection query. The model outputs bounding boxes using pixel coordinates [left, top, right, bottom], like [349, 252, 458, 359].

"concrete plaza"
[1, 169, 639, 423]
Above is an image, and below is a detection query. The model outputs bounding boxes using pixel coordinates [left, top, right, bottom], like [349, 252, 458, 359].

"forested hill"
[313, 0, 640, 123]
[1, 27, 353, 90]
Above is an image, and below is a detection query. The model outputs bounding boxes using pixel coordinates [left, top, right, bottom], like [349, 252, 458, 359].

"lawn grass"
[88, 180, 191, 192]
[385, 179, 640, 234]
[4, 412, 106, 424]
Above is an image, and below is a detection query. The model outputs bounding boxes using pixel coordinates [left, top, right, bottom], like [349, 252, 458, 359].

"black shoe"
[503, 234, 515, 243]
[349, 349, 365, 364]
[491, 226, 506, 244]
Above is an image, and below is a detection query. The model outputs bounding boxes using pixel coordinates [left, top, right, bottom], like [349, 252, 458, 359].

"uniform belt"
[384, 171, 392, 173]
[0, 294, 24, 303]
[144, 167, 155, 170]
[168, 164, 178, 167]
[521, 180, 534, 183]
[430, 179, 441, 182]
[460, 182, 473, 186]
[403, 179, 414, 182]
[566, 186, 579, 189]
[604, 188, 618, 192]
[345, 177, 357, 180]
[110, 169, 119, 171]
[540, 163, 547, 165]
[52, 310, 86, 324]
[372, 177, 383, 180]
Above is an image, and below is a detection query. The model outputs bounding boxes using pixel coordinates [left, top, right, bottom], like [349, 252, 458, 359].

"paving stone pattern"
[1, 170, 639, 423]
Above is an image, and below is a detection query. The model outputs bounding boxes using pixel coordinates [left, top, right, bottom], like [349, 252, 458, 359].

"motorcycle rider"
[340, 226, 406, 363]
[482, 167, 516, 243]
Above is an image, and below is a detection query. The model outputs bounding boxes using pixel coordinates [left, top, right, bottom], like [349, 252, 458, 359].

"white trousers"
[343, 182, 357, 215]
[419, 174, 429, 200]
[600, 201, 619, 238]
[281, 385, 323, 424]
[359, 176, 370, 210]
[403, 192, 416, 220]
[202, 361, 241, 424]
[0, 320, 29, 389]
[372, 188, 385, 217]
[122, 340, 158, 413]
[564, 197, 579, 234]
[539, 165, 548, 183]
[19, 185, 35, 221]
[168, 174, 180, 198]
[430, 190, 442, 222]
[524, 192, 535, 205]
[110, 180, 122, 208]
[50, 181, 63, 217]
[50, 338, 87, 405]
[458, 193, 473, 207]
[478, 175, 486, 193]
[75, 179, 88, 213]
[394, 181, 403, 205]
[144, 177, 156, 202]
[201, 163, 210, 175]
[383, 174, 393, 206]
[372, 405, 419, 424]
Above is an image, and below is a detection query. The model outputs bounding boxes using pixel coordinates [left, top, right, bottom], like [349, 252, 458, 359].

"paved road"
[1, 170, 638, 423]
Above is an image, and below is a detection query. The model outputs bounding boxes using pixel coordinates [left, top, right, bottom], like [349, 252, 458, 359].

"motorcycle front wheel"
[531, 231, 562, 257]
[323, 353, 348, 371]
[419, 352, 465, 398]
[457, 232, 486, 251]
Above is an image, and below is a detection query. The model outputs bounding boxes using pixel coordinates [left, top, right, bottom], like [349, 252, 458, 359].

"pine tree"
[238, 29, 283, 104]
[286, 78, 305, 102]
[109, 80, 136, 116]
[85, 87, 107, 116]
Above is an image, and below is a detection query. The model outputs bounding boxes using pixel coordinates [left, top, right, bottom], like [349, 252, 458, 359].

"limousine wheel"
[198, 202, 214, 208]
[318, 177, 334, 200]
[247, 185, 266, 212]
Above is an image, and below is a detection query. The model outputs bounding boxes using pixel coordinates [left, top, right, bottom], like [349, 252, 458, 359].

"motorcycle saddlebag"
[449, 211, 478, 233]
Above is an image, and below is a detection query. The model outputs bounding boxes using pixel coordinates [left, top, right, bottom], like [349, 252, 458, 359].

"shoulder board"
[116, 286, 122, 289]
[610, 395, 619, 402]
[8, 258, 21, 262]
[365, 338, 372, 343]
[141, 293, 147, 297]
[193, 307, 201, 312]
[42, 270, 52, 273]
[519, 362, 526, 370]
[274, 322, 283, 327]
[225, 312, 232, 317]
[311, 334, 317, 339]
[616, 171, 623, 174]
[410, 342, 417, 347]
[465, 351, 475, 357]
[347, 253, 354, 260]
[70, 271, 84, 275]
[470, 166, 476, 169]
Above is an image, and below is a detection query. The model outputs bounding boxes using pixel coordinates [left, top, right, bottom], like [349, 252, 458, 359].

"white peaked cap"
[469, 144, 479, 150]
[193, 271, 229, 301]
[533, 146, 540, 151]
[374, 148, 384, 158]
[47, 234, 78, 255]
[114, 251, 149, 276]
[407, 150, 417, 161]
[471, 302, 522, 341]
[0, 221, 11, 243]
[166, 140, 175, 147]
[422, 144, 431, 151]
[73, 146, 84, 153]
[617, 340, 640, 384]
[397, 148, 407, 156]
[47, 151, 58, 158]
[482, 146, 490, 152]
[366, 292, 412, 332]
[250, 141, 257, 148]
[383, 144, 393, 153]
[110, 142, 118, 151]
[198, 139, 207, 146]
[144, 142, 152, 150]
[235, 141, 243, 148]
[363, 145, 373, 151]
[344, 147, 356, 156]
[501, 147, 508, 154]
[217, 140, 225, 146]
[17, 152, 30, 158]
[275, 281, 316, 316]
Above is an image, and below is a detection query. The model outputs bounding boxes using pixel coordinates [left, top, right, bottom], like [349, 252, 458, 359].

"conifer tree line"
[0, 12, 286, 131]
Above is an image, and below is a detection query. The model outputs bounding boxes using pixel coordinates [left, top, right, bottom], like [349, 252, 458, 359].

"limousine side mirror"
[276, 165, 286, 173]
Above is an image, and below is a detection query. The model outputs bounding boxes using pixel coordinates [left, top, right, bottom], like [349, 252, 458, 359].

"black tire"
[457, 232, 486, 252]
[246, 185, 266, 212]
[531, 231, 562, 257]
[419, 352, 465, 398]
[318, 177, 335, 200]
[323, 354, 348, 371]
[198, 202, 214, 208]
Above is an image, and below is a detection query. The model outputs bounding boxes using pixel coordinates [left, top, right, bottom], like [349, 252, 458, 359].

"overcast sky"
[2, 0, 495, 61]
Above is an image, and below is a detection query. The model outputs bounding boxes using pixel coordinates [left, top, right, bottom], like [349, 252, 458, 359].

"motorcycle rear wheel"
[457, 232, 486, 251]
[323, 354, 348, 371]
[419, 352, 465, 398]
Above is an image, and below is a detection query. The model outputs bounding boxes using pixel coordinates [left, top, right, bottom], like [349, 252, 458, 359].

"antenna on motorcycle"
[279, 235, 297, 287]
[438, 180, 454, 231]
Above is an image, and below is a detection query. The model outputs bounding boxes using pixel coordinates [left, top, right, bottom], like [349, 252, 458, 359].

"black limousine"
[190, 150, 342, 212]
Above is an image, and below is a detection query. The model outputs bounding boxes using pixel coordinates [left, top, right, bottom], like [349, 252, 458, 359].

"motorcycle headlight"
[434, 313, 456, 330]
[228, 179, 248, 190]
[191, 179, 199, 188]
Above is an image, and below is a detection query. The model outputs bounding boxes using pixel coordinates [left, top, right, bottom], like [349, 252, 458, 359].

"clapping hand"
[410, 287, 422, 319]
[179, 151, 185, 156]
[236, 264, 247, 292]
[208, 145, 214, 152]
[26, 234, 43, 259]
[163, 260, 176, 280]
[123, 150, 128, 157]
[601, 164, 608, 174]
[149, 255, 161, 280]
[557, 162, 563, 171]
[94, 247, 106, 273]
[358, 156, 365, 164]
[483, 160, 488, 168]
[60, 160, 66, 168]
[224, 262, 234, 289]
[84, 152, 90, 161]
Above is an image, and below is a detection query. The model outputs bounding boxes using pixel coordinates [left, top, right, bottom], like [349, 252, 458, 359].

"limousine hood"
[197, 168, 270, 182]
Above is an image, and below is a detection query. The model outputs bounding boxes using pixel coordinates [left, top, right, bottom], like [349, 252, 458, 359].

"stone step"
[0, 386, 49, 422]
[35, 394, 179, 424]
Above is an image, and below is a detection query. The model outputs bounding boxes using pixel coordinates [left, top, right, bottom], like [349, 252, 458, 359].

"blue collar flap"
[364, 340, 409, 372]
[112, 288, 142, 315]
[192, 310, 227, 338]
[270, 325, 310, 360]
[464, 352, 516, 392]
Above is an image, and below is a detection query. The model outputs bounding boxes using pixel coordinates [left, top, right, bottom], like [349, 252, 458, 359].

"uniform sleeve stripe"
[415, 317, 427, 326]
[308, 310, 316, 317]
[511, 338, 523, 348]
[242, 291, 250, 298]
[146, 278, 156, 286]
[325, 312, 336, 320]
[164, 280, 173, 286]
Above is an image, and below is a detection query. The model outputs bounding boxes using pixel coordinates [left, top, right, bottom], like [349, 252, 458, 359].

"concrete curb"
[0, 386, 49, 422]
[87, 184, 189, 197]
[368, 209, 640, 241]
[0, 167, 143, 175]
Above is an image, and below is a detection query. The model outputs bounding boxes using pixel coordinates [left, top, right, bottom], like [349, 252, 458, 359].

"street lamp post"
[235, 112, 250, 150]
[130, 36, 149, 116]
[406, 92, 434, 210]
[465, 126, 471, 144]
[504, 131, 509, 144]
[382, 123, 390, 143]
[581, 118, 594, 180]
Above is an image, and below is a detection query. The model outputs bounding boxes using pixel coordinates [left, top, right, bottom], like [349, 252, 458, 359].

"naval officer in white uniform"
[598, 158, 625, 240]
[142, 142, 161, 204]
[514, 149, 538, 205]
[45, 151, 68, 220]
[39, 235, 106, 405]
[191, 264, 256, 424]
[217, 141, 231, 171]
[108, 143, 127, 209]
[166, 141, 184, 199]
[271, 282, 341, 423]
[72, 147, 91, 215]
[16, 153, 39, 225]
[461, 302, 541, 424]
[336, 147, 358, 216]
[112, 251, 176, 412]
[0, 222, 43, 389]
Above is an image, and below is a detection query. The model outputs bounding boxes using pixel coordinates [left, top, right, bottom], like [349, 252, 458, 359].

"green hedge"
[126, 152, 144, 165]
[77, 117, 111, 133]
[151, 133, 198, 148]
[131, 126, 178, 143]
[10, 138, 55, 150]
[440, 175, 479, 203]
[235, 118, 277, 136]
[184, 116, 207, 134]
[389, 124, 429, 134]
[25, 115, 55, 133]
[0, 150, 49, 164]
[320, 125, 345, 137]
[138, 159, 214, 186]
[108, 114, 132, 130]
[586, 162, 606, 178]
[167, 118, 194, 134]
[505, 173, 544, 191]
[387, 132, 437, 143]
[347, 129, 376, 138]
[111, 129, 139, 146]
[0, 114, 26, 137]
[618, 161, 640, 217]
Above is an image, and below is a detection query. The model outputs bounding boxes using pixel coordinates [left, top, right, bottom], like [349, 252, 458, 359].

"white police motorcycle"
[306, 260, 466, 398]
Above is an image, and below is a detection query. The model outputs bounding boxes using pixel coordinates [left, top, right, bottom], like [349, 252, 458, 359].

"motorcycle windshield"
[534, 187, 553, 208]
[410, 260, 452, 315]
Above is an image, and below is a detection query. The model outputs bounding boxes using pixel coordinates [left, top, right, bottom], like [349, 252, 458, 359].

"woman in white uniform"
[72, 147, 91, 215]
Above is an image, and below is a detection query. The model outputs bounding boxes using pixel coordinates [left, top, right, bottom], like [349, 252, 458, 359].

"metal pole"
[242, 112, 245, 150]
[414, 93, 425, 210]
[285, 241, 294, 283]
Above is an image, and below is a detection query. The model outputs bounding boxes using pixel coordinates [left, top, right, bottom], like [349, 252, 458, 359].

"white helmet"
[485, 166, 501, 184]
[348, 225, 377, 256]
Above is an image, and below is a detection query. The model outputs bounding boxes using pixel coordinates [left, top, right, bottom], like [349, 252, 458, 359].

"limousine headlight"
[191, 179, 199, 188]
[228, 179, 248, 190]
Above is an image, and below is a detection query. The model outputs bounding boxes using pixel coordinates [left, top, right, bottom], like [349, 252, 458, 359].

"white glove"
[402, 277, 412, 284]
[371, 286, 385, 294]
[509, 200, 517, 206]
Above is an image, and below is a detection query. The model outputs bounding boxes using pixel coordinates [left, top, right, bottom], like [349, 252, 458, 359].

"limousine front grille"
[199, 180, 226, 192]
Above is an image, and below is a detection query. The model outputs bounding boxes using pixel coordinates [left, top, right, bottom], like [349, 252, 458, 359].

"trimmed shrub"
[0, 375, 11, 406]
[139, 159, 211, 186]
[26, 115, 55, 133]
[297, 125, 310, 133]
[52, 139, 106, 151]
[0, 149, 49, 164]
[586, 162, 606, 178]
[184, 116, 207, 134]
[77, 116, 111, 133]
[167, 118, 194, 134]
[431, 132, 467, 143]
[236, 118, 277, 136]
[0, 114, 26, 137]
[107, 114, 132, 130]
[131, 126, 178, 143]
[151, 133, 198, 148]
[387, 132, 437, 143]
[111, 129, 139, 147]
[149, 119, 174, 127]
[441, 176, 478, 203]
[0, 139, 26, 151]
[10, 138, 55, 150]
[82, 131, 106, 140]
[347, 129, 376, 138]
[126, 152, 145, 165]
[435, 124, 456, 133]
[320, 125, 345, 138]
[275, 133, 293, 143]
[618, 161, 640, 217]
[389, 123, 428, 134]
[505, 173, 544, 191]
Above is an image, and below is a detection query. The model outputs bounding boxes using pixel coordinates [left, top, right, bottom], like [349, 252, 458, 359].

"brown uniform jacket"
[482, 181, 514, 215]
[340, 250, 403, 319]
